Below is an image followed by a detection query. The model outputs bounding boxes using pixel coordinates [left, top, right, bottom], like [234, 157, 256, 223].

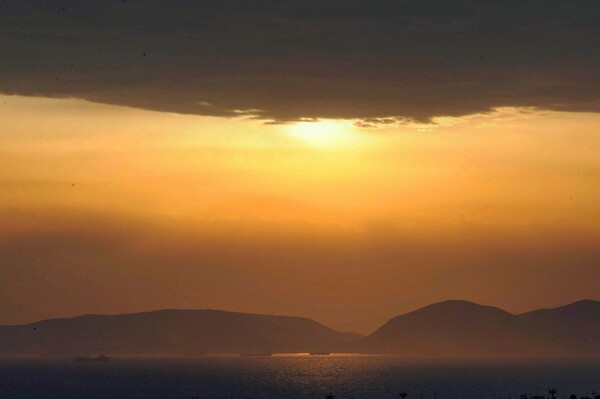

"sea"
[0, 355, 598, 399]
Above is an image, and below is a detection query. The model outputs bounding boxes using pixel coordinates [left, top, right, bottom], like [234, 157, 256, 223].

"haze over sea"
[1, 356, 598, 399]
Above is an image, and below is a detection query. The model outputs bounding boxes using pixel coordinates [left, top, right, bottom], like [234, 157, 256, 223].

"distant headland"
[0, 299, 598, 357]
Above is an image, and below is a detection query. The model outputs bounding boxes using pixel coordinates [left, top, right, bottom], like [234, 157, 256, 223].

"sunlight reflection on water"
[0, 356, 598, 399]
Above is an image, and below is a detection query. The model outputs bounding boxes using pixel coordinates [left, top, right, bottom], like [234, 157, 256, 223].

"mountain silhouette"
[356, 300, 532, 355]
[518, 300, 600, 354]
[0, 309, 362, 356]
[356, 299, 600, 355]
[1, 300, 597, 356]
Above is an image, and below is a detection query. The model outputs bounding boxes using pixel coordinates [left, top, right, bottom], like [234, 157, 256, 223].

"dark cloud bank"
[1, 0, 599, 122]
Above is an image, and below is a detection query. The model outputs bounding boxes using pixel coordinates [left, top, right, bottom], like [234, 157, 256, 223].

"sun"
[284, 120, 356, 148]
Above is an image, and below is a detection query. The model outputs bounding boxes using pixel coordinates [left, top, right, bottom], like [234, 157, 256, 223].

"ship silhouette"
[239, 351, 272, 357]
[73, 354, 110, 362]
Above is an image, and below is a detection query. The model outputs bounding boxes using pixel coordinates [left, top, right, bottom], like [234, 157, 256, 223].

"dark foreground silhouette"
[187, 390, 600, 399]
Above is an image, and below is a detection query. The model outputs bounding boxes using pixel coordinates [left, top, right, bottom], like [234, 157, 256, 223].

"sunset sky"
[1, 1, 599, 334]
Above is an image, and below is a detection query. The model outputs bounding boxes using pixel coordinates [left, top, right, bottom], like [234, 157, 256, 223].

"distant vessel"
[239, 352, 272, 357]
[73, 354, 110, 362]
[309, 352, 331, 355]
[184, 351, 208, 357]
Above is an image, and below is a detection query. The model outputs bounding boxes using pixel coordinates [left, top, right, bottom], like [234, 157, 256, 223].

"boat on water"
[184, 351, 208, 357]
[73, 354, 110, 362]
[239, 352, 272, 357]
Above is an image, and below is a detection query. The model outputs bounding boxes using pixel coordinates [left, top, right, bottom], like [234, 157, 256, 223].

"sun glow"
[284, 120, 357, 148]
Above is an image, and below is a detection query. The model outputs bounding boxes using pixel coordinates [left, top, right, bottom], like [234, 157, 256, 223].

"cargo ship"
[73, 354, 110, 362]
[239, 352, 272, 357]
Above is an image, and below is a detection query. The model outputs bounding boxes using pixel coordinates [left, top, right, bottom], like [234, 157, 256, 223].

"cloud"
[0, 0, 599, 122]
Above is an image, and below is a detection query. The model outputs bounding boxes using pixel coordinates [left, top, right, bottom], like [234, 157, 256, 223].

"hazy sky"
[1, 1, 599, 333]
[1, 95, 599, 333]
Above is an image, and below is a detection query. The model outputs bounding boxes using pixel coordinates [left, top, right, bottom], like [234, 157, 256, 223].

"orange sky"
[1, 94, 599, 333]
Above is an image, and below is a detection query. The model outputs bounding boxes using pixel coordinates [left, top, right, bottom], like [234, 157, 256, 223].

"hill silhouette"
[0, 300, 597, 356]
[518, 300, 600, 354]
[0, 309, 361, 356]
[356, 299, 600, 355]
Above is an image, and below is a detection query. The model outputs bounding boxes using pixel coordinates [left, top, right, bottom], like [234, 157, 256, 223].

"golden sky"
[1, 94, 599, 333]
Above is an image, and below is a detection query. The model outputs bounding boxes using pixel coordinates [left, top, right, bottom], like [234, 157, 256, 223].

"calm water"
[0, 356, 598, 399]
